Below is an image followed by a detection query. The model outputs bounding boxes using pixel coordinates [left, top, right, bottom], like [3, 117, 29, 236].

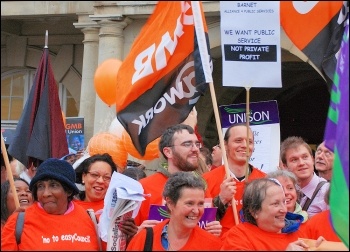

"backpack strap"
[302, 181, 327, 211]
[87, 209, 102, 251]
[143, 227, 153, 251]
[15, 212, 25, 245]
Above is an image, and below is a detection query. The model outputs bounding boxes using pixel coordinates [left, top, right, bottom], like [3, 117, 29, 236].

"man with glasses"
[134, 124, 222, 237]
[314, 141, 334, 182]
[203, 123, 266, 237]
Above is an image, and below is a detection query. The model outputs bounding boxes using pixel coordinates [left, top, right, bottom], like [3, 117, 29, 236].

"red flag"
[116, 1, 211, 156]
[8, 43, 69, 167]
[281, 1, 347, 86]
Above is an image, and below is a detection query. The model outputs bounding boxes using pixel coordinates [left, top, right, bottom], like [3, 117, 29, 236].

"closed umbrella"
[8, 31, 68, 168]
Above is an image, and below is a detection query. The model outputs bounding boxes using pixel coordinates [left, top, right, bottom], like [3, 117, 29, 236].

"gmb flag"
[116, 1, 212, 156]
[281, 1, 348, 87]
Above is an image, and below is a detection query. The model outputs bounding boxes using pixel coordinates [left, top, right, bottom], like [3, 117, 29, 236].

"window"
[1, 70, 76, 125]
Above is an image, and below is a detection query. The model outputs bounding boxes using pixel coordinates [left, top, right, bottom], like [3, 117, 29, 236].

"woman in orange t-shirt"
[127, 172, 222, 251]
[1, 178, 33, 230]
[74, 154, 138, 245]
[1, 158, 99, 251]
[221, 178, 325, 251]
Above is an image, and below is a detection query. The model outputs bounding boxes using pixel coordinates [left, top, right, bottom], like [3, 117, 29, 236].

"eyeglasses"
[86, 172, 112, 182]
[170, 141, 202, 149]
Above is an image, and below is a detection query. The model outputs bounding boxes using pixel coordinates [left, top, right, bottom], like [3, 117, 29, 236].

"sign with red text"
[65, 117, 85, 153]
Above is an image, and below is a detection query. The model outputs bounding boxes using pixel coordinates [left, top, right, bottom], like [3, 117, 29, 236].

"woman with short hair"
[221, 178, 325, 251]
[267, 169, 308, 223]
[127, 171, 222, 251]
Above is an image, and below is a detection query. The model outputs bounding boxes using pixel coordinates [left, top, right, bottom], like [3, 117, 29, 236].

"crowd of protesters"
[1, 122, 346, 251]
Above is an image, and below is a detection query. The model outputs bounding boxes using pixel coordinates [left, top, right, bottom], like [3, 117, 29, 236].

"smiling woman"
[127, 172, 222, 251]
[221, 178, 325, 251]
[1, 178, 33, 229]
[1, 158, 100, 251]
[73, 153, 139, 248]
[73, 153, 117, 212]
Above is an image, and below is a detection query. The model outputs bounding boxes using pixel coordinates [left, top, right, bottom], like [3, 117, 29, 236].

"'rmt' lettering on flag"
[115, 1, 212, 156]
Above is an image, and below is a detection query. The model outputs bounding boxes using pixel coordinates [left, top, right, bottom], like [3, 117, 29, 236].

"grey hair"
[242, 178, 282, 225]
[162, 171, 205, 205]
[267, 170, 302, 201]
[267, 170, 297, 184]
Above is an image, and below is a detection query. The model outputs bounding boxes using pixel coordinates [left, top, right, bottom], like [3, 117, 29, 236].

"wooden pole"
[1, 133, 20, 208]
[191, 1, 238, 225]
[209, 82, 239, 225]
[245, 87, 251, 180]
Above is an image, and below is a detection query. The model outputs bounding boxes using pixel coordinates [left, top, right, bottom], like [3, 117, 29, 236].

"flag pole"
[245, 86, 251, 180]
[192, 1, 239, 225]
[1, 133, 20, 208]
[44, 30, 48, 48]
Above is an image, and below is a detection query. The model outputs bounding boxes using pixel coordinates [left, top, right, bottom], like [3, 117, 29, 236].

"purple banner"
[148, 205, 217, 229]
[219, 100, 280, 128]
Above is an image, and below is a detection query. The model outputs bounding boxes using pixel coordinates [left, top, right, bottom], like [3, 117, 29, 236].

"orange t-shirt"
[221, 222, 307, 250]
[203, 165, 266, 236]
[127, 219, 222, 251]
[134, 172, 168, 226]
[300, 209, 341, 242]
[73, 199, 104, 213]
[1, 202, 99, 251]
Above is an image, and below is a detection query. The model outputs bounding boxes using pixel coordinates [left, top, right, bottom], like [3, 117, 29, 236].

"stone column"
[74, 14, 100, 145]
[90, 16, 132, 134]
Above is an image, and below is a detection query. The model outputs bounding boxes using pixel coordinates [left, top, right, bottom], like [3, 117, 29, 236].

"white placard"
[220, 1, 282, 87]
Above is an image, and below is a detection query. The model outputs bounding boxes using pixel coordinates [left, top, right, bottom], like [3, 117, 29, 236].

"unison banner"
[219, 100, 280, 173]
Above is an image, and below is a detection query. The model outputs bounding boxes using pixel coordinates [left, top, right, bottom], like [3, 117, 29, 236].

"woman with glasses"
[74, 153, 138, 249]
[74, 153, 117, 212]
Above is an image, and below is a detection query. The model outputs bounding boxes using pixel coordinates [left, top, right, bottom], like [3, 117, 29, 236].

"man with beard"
[134, 124, 222, 236]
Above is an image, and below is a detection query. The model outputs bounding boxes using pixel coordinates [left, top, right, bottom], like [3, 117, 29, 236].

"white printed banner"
[220, 1, 282, 87]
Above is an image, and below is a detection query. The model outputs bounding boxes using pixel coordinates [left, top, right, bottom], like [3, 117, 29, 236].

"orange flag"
[116, 1, 211, 156]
